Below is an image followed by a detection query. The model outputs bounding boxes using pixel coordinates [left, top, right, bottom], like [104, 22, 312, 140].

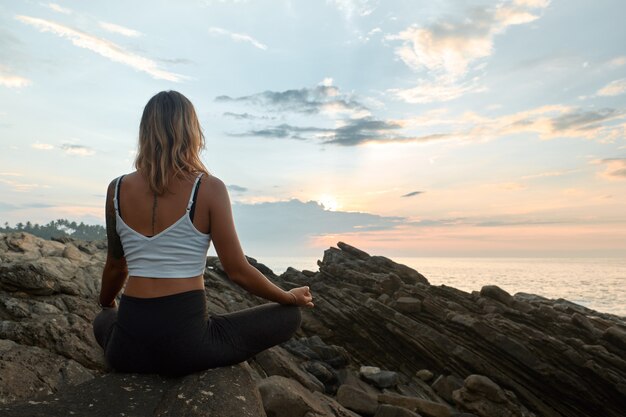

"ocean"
[259, 256, 626, 317]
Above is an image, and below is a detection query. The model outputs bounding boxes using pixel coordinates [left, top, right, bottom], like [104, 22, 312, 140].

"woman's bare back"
[119, 171, 212, 298]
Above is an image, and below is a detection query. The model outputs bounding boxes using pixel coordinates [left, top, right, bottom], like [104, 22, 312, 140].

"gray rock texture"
[0, 363, 265, 417]
[1, 232, 625, 417]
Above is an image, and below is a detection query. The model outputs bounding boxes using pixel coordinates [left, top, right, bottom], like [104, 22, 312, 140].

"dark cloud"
[223, 112, 275, 120]
[551, 108, 618, 132]
[227, 123, 326, 140]
[227, 184, 248, 192]
[401, 191, 423, 197]
[215, 85, 369, 115]
[228, 117, 451, 146]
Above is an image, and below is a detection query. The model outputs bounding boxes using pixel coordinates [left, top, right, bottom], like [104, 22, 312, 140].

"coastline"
[260, 255, 626, 317]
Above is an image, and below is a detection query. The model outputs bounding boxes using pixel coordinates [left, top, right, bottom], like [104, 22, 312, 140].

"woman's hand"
[288, 286, 314, 308]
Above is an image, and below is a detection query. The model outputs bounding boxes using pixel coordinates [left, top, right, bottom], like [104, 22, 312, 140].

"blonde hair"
[135, 90, 209, 195]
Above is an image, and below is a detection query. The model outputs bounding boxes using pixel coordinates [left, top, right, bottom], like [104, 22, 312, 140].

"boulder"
[258, 375, 356, 417]
[452, 374, 536, 417]
[336, 384, 379, 415]
[0, 363, 265, 417]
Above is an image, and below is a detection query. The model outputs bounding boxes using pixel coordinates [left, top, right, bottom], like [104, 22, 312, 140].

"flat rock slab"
[0, 363, 266, 417]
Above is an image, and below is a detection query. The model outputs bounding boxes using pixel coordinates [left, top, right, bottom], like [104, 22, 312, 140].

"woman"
[92, 90, 314, 377]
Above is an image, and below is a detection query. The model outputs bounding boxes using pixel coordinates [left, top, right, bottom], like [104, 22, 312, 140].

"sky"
[1, 0, 625, 259]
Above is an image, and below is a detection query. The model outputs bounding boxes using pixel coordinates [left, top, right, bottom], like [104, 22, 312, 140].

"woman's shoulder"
[199, 173, 228, 199]
[105, 171, 138, 193]
[108, 171, 138, 182]
[201, 172, 225, 188]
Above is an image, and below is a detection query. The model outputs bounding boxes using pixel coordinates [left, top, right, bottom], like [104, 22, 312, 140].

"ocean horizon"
[256, 256, 626, 318]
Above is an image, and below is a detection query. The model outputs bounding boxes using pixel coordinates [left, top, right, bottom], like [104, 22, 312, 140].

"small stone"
[394, 297, 422, 313]
[360, 366, 381, 376]
[416, 369, 433, 381]
[361, 370, 399, 389]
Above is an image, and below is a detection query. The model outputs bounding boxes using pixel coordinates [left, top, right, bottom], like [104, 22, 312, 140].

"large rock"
[336, 384, 379, 415]
[0, 363, 265, 416]
[452, 374, 535, 417]
[378, 392, 453, 417]
[258, 375, 357, 417]
[0, 339, 93, 405]
[253, 345, 325, 392]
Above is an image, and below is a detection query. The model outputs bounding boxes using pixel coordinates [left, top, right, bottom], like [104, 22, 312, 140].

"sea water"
[259, 256, 626, 317]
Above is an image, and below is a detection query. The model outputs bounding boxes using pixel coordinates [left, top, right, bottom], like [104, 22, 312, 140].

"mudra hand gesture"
[289, 286, 314, 308]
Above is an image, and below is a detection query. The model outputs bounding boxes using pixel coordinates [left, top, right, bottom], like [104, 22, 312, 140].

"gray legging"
[92, 289, 301, 377]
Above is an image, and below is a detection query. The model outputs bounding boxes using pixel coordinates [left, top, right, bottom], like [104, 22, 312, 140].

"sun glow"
[317, 194, 339, 211]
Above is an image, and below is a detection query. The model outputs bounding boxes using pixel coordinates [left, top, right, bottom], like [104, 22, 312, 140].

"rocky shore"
[0, 232, 624, 416]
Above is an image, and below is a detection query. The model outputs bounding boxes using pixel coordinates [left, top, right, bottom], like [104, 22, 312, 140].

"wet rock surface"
[1, 232, 625, 416]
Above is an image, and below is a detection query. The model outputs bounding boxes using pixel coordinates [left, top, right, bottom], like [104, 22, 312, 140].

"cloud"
[61, 143, 95, 156]
[475, 219, 562, 227]
[33, 142, 95, 155]
[326, 0, 378, 19]
[597, 79, 626, 97]
[227, 184, 248, 192]
[223, 111, 274, 120]
[44, 3, 72, 14]
[31, 142, 55, 150]
[15, 15, 186, 82]
[0, 65, 31, 88]
[0, 201, 70, 214]
[99, 21, 142, 37]
[597, 158, 626, 180]
[0, 178, 45, 192]
[230, 102, 625, 147]
[228, 117, 451, 146]
[216, 84, 370, 118]
[608, 56, 626, 68]
[520, 169, 576, 180]
[386, 0, 550, 102]
[324, 118, 449, 146]
[232, 198, 404, 254]
[401, 191, 423, 197]
[208, 27, 267, 50]
[550, 108, 619, 132]
[388, 76, 487, 104]
[399, 105, 626, 144]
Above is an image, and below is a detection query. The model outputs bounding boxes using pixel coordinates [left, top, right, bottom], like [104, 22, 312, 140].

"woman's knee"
[283, 305, 302, 336]
[92, 308, 117, 348]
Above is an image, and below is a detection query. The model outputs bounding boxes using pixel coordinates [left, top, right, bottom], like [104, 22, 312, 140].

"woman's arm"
[98, 179, 128, 308]
[209, 176, 313, 307]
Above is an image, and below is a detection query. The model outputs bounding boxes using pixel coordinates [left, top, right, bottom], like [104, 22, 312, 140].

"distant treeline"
[1, 219, 106, 241]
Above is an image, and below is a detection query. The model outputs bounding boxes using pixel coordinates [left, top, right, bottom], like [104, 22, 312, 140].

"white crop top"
[114, 173, 212, 278]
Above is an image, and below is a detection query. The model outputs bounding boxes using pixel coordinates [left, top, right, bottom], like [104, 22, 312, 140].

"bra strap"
[186, 173, 204, 211]
[113, 175, 125, 214]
